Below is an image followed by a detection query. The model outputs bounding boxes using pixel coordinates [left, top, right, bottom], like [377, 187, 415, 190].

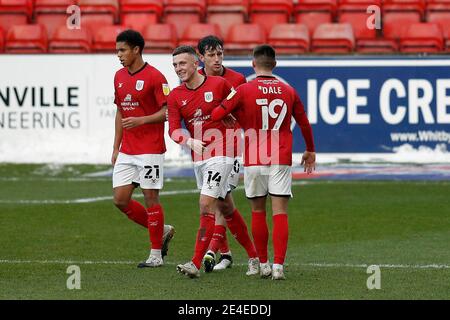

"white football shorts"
[194, 156, 234, 199]
[113, 152, 164, 190]
[244, 165, 292, 198]
[227, 157, 241, 192]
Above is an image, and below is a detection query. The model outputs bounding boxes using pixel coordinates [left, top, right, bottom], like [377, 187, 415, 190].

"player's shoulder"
[168, 83, 186, 97]
[224, 67, 243, 77]
[143, 63, 165, 77]
[207, 75, 227, 84]
[114, 67, 128, 78]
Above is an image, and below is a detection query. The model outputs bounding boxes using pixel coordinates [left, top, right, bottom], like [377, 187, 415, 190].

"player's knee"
[144, 197, 159, 208]
[199, 199, 214, 215]
[113, 198, 129, 211]
[217, 200, 234, 217]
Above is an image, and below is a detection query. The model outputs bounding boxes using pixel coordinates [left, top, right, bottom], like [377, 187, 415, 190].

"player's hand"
[301, 151, 316, 174]
[187, 138, 206, 155]
[221, 114, 236, 129]
[122, 117, 144, 129]
[111, 149, 119, 166]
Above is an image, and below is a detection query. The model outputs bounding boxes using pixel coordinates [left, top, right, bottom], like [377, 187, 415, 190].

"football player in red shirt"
[211, 45, 316, 280]
[197, 35, 247, 272]
[167, 46, 258, 278]
[112, 30, 175, 268]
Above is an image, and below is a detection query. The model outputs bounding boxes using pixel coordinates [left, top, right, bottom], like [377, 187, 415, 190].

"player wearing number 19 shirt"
[167, 45, 258, 278]
[211, 45, 316, 280]
[112, 30, 174, 269]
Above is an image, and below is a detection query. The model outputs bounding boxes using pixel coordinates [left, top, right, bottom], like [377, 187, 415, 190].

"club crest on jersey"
[204, 91, 213, 103]
[136, 80, 144, 91]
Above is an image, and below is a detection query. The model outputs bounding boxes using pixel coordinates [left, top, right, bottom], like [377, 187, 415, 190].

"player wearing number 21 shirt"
[112, 30, 174, 269]
[211, 44, 316, 280]
[167, 45, 258, 279]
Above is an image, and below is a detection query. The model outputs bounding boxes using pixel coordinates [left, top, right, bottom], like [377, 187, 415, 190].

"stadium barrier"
[0, 55, 449, 164]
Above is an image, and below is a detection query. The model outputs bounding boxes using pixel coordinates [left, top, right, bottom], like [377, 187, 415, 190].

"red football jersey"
[212, 75, 315, 166]
[167, 76, 237, 162]
[198, 66, 246, 88]
[114, 63, 169, 155]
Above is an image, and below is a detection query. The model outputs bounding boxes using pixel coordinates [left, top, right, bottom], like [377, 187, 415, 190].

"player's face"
[200, 46, 224, 74]
[173, 53, 198, 83]
[116, 42, 138, 67]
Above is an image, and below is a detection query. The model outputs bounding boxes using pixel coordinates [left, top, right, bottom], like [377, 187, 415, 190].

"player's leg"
[177, 193, 216, 278]
[268, 165, 292, 280]
[218, 192, 259, 275]
[177, 158, 223, 278]
[112, 153, 147, 227]
[137, 154, 174, 268]
[203, 211, 227, 272]
[217, 158, 241, 258]
[205, 157, 241, 272]
[244, 165, 271, 278]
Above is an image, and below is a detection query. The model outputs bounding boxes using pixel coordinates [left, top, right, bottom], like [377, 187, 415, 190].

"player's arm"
[167, 95, 205, 154]
[112, 107, 122, 166]
[211, 86, 241, 122]
[121, 105, 167, 129]
[292, 91, 316, 174]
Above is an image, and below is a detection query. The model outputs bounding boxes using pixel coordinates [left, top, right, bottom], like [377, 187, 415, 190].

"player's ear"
[199, 54, 205, 63]
[252, 59, 256, 68]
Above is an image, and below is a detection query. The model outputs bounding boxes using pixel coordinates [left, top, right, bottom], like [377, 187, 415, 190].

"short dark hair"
[253, 44, 276, 70]
[172, 45, 198, 59]
[116, 29, 145, 55]
[197, 35, 223, 55]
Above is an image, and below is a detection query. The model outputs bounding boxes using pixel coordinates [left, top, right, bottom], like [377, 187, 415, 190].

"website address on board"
[390, 131, 450, 143]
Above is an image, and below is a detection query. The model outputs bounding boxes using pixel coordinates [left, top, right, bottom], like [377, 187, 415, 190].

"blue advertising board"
[226, 58, 450, 153]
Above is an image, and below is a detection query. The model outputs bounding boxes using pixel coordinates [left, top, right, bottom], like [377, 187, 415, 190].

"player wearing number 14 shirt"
[211, 45, 316, 280]
[167, 45, 258, 279]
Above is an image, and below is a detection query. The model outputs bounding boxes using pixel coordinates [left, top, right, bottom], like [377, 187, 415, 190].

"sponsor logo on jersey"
[124, 94, 132, 102]
[162, 83, 170, 96]
[204, 91, 213, 103]
[194, 108, 202, 118]
[136, 80, 144, 91]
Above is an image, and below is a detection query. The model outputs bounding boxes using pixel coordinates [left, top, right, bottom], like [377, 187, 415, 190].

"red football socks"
[218, 232, 230, 254]
[273, 213, 289, 265]
[121, 200, 148, 228]
[192, 213, 215, 269]
[251, 211, 269, 263]
[147, 204, 164, 250]
[225, 209, 257, 258]
[208, 225, 227, 253]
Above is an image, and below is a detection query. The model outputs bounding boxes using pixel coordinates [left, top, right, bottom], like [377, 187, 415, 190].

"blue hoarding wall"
[227, 58, 450, 153]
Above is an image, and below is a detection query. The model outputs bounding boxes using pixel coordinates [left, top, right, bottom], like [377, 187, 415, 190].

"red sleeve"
[292, 91, 315, 152]
[238, 73, 247, 85]
[167, 92, 190, 144]
[113, 73, 118, 106]
[153, 70, 169, 109]
[211, 86, 243, 121]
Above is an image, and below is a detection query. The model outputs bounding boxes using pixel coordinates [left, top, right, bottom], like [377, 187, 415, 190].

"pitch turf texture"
[0, 164, 449, 300]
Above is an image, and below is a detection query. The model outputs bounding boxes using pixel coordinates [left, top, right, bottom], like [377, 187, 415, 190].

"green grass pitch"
[0, 164, 449, 299]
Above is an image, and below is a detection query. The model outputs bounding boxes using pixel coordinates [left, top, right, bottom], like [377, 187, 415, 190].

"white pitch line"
[0, 181, 310, 205]
[0, 259, 449, 270]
